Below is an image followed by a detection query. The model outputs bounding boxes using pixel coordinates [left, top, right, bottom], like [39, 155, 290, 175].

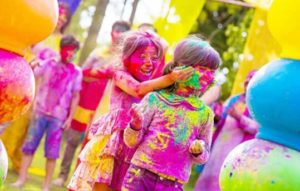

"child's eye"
[151, 56, 159, 61]
[140, 55, 146, 59]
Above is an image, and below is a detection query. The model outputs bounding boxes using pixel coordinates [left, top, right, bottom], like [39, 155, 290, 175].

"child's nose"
[144, 60, 153, 67]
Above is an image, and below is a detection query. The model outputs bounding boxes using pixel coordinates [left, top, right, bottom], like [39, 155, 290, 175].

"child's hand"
[62, 117, 72, 130]
[170, 66, 194, 82]
[189, 140, 205, 155]
[29, 58, 41, 69]
[129, 106, 143, 131]
[228, 102, 245, 121]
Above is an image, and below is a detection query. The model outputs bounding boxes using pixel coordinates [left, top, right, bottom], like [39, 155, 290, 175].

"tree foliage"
[66, 0, 97, 43]
[190, 1, 254, 100]
[78, 0, 110, 65]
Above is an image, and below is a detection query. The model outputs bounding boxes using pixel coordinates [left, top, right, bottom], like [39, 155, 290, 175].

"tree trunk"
[78, 0, 110, 65]
[129, 0, 140, 24]
[121, 0, 128, 19]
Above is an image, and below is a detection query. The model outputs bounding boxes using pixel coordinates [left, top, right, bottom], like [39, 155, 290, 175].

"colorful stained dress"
[195, 94, 259, 191]
[68, 70, 141, 191]
[75, 46, 117, 150]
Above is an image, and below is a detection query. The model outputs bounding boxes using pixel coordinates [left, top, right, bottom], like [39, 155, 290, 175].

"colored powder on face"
[183, 70, 201, 90]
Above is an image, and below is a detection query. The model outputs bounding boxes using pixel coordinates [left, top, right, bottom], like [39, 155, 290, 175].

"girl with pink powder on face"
[68, 31, 193, 191]
[122, 36, 221, 191]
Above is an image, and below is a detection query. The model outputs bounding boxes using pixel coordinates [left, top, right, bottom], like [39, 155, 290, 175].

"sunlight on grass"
[2, 134, 80, 191]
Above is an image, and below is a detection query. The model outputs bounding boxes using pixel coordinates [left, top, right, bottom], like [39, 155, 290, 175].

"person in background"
[53, 21, 131, 188]
[0, 2, 76, 173]
[12, 35, 82, 191]
[138, 23, 157, 33]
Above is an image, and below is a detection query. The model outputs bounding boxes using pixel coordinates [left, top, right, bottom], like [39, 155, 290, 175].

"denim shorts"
[22, 112, 63, 159]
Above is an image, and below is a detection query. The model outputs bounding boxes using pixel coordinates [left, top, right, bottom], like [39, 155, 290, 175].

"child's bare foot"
[52, 177, 65, 187]
[11, 179, 25, 188]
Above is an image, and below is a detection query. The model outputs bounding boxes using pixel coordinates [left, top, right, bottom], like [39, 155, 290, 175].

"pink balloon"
[0, 49, 35, 123]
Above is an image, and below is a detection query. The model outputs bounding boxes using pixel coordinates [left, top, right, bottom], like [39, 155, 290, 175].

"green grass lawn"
[2, 134, 79, 191]
[1, 134, 200, 191]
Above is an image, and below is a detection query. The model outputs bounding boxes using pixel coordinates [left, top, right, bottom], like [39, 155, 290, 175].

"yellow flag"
[231, 8, 281, 95]
[154, 0, 206, 61]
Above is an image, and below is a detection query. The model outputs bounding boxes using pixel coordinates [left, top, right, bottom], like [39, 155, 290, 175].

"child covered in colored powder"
[122, 36, 221, 191]
[53, 21, 131, 188]
[68, 31, 193, 191]
[12, 35, 82, 191]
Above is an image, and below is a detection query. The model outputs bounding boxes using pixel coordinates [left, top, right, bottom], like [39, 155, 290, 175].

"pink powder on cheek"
[199, 70, 214, 90]
[127, 44, 159, 81]
[60, 46, 76, 63]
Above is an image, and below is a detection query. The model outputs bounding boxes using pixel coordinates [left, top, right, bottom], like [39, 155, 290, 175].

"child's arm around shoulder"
[113, 67, 193, 98]
[124, 93, 157, 148]
[189, 107, 214, 164]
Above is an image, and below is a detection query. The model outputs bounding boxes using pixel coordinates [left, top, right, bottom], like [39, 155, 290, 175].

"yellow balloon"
[0, 0, 58, 56]
[267, 0, 300, 60]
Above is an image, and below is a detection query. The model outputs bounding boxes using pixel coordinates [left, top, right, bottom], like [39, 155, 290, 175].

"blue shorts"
[22, 112, 63, 159]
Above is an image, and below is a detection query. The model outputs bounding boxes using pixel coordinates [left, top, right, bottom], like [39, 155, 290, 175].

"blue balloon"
[246, 59, 300, 151]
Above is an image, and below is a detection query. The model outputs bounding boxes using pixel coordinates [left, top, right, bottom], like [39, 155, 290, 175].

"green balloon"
[220, 139, 300, 191]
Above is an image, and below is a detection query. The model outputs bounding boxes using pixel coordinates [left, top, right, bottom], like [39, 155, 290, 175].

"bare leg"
[53, 129, 82, 187]
[42, 158, 56, 191]
[11, 154, 34, 187]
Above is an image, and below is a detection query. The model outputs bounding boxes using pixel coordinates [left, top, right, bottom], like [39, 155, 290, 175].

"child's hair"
[60, 35, 80, 50]
[112, 21, 131, 33]
[138, 23, 157, 33]
[121, 31, 166, 69]
[164, 36, 221, 74]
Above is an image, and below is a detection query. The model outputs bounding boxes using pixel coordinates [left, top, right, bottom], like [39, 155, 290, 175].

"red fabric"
[70, 69, 109, 132]
[70, 120, 87, 132]
[78, 77, 109, 110]
[82, 68, 112, 79]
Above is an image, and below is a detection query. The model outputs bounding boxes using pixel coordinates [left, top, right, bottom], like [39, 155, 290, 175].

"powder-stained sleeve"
[191, 109, 214, 164]
[239, 115, 259, 134]
[124, 93, 155, 148]
[72, 68, 83, 93]
[33, 59, 51, 77]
